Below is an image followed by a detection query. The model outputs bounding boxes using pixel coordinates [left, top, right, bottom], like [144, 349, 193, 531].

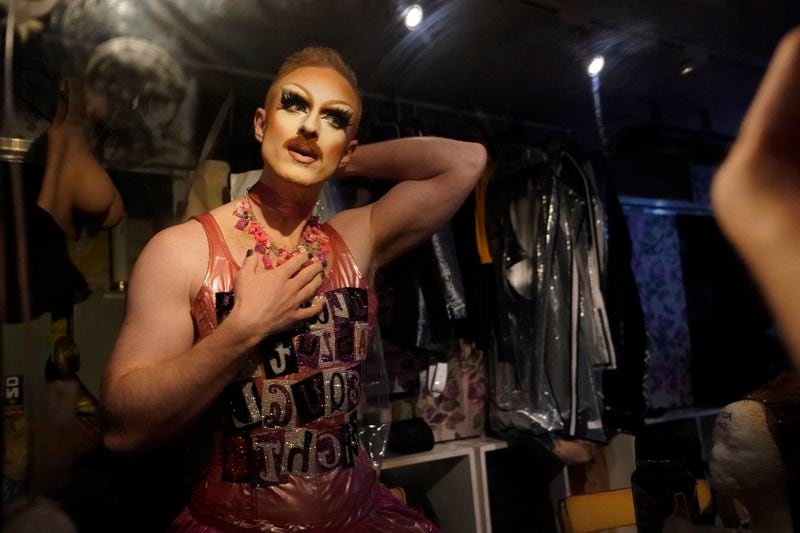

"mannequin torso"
[710, 400, 793, 532]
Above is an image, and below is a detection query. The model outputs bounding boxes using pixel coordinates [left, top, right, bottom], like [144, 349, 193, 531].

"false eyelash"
[324, 109, 354, 130]
[280, 89, 352, 129]
[279, 90, 308, 110]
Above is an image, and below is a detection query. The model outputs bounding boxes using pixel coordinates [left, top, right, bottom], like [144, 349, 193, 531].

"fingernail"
[308, 252, 313, 259]
[320, 271, 326, 279]
[246, 249, 254, 257]
[299, 301, 311, 309]
[321, 260, 328, 268]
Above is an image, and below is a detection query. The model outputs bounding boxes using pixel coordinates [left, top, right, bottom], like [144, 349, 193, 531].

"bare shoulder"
[138, 220, 207, 266]
[107, 219, 208, 382]
[131, 219, 209, 303]
[326, 205, 374, 276]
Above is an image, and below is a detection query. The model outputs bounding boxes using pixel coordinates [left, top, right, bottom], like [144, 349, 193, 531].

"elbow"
[777, 26, 800, 62]
[446, 141, 487, 196]
[102, 427, 142, 454]
[100, 402, 171, 454]
[460, 141, 488, 185]
[100, 398, 146, 454]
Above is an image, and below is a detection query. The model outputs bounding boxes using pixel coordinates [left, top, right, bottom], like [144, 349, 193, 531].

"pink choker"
[248, 181, 317, 219]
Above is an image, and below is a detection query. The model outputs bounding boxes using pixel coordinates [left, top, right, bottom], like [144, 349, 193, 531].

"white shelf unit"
[381, 437, 508, 533]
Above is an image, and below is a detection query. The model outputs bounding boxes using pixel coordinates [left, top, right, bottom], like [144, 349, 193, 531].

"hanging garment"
[416, 339, 486, 442]
[378, 225, 466, 354]
[182, 160, 231, 221]
[591, 159, 648, 431]
[450, 169, 498, 352]
[229, 169, 261, 201]
[474, 162, 494, 265]
[2, 160, 90, 323]
[354, 120, 467, 352]
[429, 226, 467, 322]
[625, 211, 693, 409]
[488, 147, 613, 443]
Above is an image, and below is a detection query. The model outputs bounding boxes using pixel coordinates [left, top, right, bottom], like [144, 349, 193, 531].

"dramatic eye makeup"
[322, 108, 353, 130]
[278, 89, 308, 112]
[278, 87, 353, 130]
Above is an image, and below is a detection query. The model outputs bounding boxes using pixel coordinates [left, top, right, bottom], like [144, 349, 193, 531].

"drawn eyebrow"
[280, 88, 308, 102]
[282, 82, 354, 111]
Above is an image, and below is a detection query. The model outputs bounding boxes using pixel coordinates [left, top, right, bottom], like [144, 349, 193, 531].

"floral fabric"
[416, 340, 485, 441]
[625, 211, 693, 409]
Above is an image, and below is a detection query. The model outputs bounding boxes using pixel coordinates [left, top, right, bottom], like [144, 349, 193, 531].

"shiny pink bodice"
[187, 213, 380, 531]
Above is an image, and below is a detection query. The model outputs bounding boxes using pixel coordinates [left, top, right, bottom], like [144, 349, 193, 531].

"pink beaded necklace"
[233, 182, 330, 269]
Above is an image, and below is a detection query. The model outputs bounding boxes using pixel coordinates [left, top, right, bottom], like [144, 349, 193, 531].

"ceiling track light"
[403, 4, 423, 30]
[680, 61, 697, 76]
[587, 55, 605, 77]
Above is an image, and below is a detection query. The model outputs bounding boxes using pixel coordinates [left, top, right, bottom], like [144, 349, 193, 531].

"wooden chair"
[559, 480, 712, 533]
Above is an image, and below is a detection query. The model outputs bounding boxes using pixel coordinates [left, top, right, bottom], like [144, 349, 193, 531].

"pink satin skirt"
[168, 482, 440, 533]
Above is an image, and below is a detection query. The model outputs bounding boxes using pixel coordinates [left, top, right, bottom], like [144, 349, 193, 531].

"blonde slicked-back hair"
[265, 46, 362, 135]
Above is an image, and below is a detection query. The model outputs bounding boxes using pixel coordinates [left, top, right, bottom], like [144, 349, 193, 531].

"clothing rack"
[0, 136, 193, 177]
[0, 137, 33, 164]
[2, 58, 568, 168]
[363, 93, 569, 135]
[618, 195, 712, 217]
[179, 58, 569, 135]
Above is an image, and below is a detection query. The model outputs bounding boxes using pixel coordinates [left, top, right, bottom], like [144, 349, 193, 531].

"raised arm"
[712, 27, 800, 364]
[335, 136, 487, 269]
[101, 223, 324, 453]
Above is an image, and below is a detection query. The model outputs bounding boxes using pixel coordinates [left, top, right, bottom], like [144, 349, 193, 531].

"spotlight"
[680, 61, 696, 76]
[404, 4, 423, 30]
[587, 55, 605, 77]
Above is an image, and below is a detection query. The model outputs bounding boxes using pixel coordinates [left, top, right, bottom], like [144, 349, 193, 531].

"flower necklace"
[233, 183, 331, 269]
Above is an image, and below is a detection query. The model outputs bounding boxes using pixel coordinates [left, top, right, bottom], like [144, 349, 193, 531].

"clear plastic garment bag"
[489, 147, 613, 444]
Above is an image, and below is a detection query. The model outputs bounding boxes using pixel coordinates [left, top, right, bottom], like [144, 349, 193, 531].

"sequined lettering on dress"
[353, 322, 368, 362]
[289, 365, 361, 424]
[220, 287, 370, 486]
[294, 333, 319, 368]
[323, 369, 347, 417]
[318, 329, 336, 367]
[292, 372, 326, 425]
[316, 431, 341, 470]
[307, 295, 337, 367]
[346, 363, 362, 411]
[296, 288, 369, 367]
[306, 296, 331, 328]
[225, 419, 360, 485]
[251, 431, 285, 486]
[283, 429, 317, 477]
[335, 323, 355, 363]
[341, 412, 360, 468]
[342, 288, 369, 322]
[227, 380, 262, 429]
[331, 292, 350, 319]
[260, 334, 299, 378]
[261, 380, 295, 428]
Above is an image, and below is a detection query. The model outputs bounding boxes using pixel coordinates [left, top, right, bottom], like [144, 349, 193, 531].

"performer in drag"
[101, 46, 486, 532]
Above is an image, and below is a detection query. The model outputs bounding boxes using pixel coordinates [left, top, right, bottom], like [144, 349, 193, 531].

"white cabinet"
[381, 437, 507, 533]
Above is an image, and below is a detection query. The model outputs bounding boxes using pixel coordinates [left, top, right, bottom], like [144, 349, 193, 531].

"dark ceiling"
[9, 0, 800, 162]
